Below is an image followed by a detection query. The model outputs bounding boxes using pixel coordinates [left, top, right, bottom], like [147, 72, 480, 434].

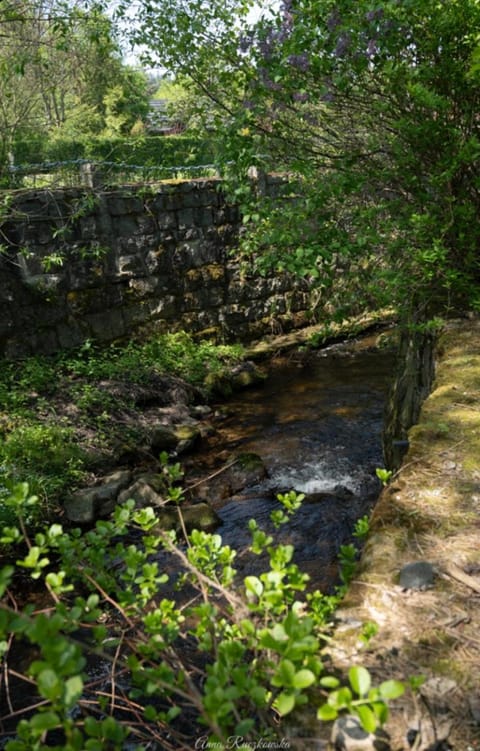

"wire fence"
[5, 159, 220, 190]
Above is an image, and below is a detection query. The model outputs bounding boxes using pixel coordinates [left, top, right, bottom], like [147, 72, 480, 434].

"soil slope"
[330, 318, 480, 750]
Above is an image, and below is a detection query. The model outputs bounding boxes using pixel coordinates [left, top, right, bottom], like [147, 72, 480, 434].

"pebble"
[331, 715, 390, 751]
[399, 561, 435, 590]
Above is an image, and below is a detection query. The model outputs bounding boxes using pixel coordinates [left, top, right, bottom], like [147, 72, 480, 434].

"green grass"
[0, 331, 244, 508]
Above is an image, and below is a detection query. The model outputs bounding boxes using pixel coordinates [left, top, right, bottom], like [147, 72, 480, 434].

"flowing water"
[186, 334, 396, 590]
[0, 333, 396, 746]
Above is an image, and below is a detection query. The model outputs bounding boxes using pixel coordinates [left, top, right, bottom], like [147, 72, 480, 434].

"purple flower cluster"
[256, 22, 292, 62]
[258, 38, 274, 60]
[292, 91, 308, 102]
[365, 8, 384, 23]
[321, 78, 335, 103]
[287, 52, 309, 71]
[327, 9, 341, 32]
[239, 33, 253, 53]
[259, 68, 282, 91]
[366, 38, 378, 57]
[321, 90, 335, 103]
[334, 33, 350, 57]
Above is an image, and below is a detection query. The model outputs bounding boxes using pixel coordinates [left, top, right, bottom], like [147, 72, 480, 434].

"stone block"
[107, 196, 128, 215]
[117, 479, 166, 508]
[177, 208, 195, 229]
[128, 278, 157, 298]
[56, 320, 87, 350]
[193, 207, 214, 227]
[156, 211, 177, 229]
[20, 328, 60, 357]
[113, 216, 138, 237]
[16, 252, 47, 279]
[163, 191, 185, 211]
[79, 216, 98, 240]
[124, 196, 144, 214]
[66, 257, 108, 291]
[144, 248, 171, 274]
[136, 215, 157, 234]
[184, 264, 226, 290]
[85, 309, 126, 341]
[176, 240, 223, 268]
[115, 254, 147, 277]
[94, 206, 113, 235]
[148, 296, 178, 319]
[122, 303, 149, 328]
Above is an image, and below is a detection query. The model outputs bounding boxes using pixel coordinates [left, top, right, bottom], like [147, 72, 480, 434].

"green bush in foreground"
[0, 475, 409, 750]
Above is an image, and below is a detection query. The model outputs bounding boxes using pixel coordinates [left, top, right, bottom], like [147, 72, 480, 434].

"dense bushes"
[12, 135, 216, 170]
[0, 479, 407, 749]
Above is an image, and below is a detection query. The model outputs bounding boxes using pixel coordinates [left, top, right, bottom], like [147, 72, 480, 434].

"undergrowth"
[0, 474, 408, 750]
[0, 332, 243, 504]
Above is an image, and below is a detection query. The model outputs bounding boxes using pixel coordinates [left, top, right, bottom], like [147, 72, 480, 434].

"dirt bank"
[329, 319, 480, 750]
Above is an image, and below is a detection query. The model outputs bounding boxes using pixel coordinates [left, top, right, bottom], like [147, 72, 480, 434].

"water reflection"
[188, 337, 395, 591]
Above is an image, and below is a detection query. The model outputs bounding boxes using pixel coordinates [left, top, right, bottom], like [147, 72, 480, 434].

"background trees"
[125, 0, 480, 323]
[0, 0, 149, 176]
[2, 0, 478, 322]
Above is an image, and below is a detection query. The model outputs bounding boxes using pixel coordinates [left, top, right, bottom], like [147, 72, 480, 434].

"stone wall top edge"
[4, 178, 225, 204]
[3, 172, 293, 206]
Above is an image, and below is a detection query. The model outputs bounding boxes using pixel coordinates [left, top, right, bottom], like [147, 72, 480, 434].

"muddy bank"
[325, 319, 480, 751]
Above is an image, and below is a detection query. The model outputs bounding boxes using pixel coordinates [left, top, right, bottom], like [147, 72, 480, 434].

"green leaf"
[84, 716, 101, 737]
[235, 718, 255, 735]
[349, 666, 371, 697]
[328, 686, 352, 708]
[371, 701, 389, 724]
[85, 741, 104, 751]
[317, 703, 338, 721]
[272, 659, 295, 687]
[29, 711, 60, 732]
[356, 704, 378, 733]
[64, 675, 84, 708]
[292, 669, 315, 689]
[102, 715, 125, 741]
[320, 675, 340, 689]
[37, 668, 62, 701]
[0, 565, 14, 597]
[274, 691, 296, 716]
[379, 679, 405, 700]
[144, 705, 158, 721]
[244, 575, 263, 598]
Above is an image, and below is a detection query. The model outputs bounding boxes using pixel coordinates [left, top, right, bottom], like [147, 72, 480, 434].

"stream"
[0, 333, 396, 747]
[185, 333, 396, 591]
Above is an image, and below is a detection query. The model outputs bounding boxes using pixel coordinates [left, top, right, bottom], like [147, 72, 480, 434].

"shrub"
[0, 425, 86, 501]
[0, 479, 406, 749]
[12, 135, 217, 171]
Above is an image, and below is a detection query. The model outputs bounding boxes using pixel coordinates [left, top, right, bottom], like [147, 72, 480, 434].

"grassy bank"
[0, 332, 243, 515]
[328, 318, 480, 749]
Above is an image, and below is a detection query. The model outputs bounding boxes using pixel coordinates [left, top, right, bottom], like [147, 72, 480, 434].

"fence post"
[79, 162, 103, 189]
[247, 165, 267, 196]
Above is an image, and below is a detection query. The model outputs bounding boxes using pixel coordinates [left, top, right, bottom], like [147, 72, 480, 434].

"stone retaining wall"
[382, 324, 437, 469]
[0, 175, 313, 358]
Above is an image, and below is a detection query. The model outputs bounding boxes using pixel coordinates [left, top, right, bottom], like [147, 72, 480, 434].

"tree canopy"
[124, 0, 480, 324]
[0, 0, 149, 173]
